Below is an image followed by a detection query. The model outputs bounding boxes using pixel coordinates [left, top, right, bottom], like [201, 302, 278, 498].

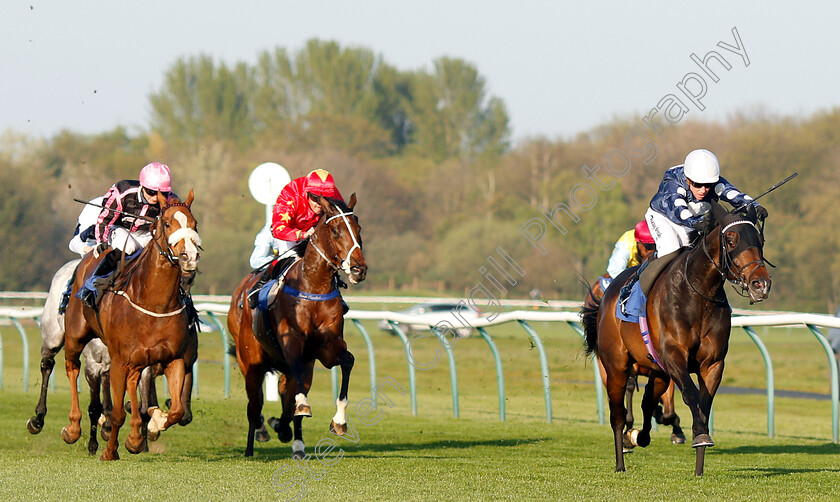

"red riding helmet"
[304, 169, 340, 199]
[634, 220, 655, 244]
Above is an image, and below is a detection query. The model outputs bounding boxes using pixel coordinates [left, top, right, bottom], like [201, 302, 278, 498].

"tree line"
[1, 39, 838, 314]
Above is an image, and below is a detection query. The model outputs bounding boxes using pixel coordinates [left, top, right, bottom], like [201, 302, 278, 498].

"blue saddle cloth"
[615, 281, 647, 323]
[257, 279, 278, 312]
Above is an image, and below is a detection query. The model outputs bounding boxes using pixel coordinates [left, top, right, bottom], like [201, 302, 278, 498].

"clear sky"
[1, 1, 838, 143]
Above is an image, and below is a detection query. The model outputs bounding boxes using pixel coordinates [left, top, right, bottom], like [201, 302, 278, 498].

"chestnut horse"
[586, 271, 685, 448]
[228, 194, 366, 457]
[583, 208, 771, 475]
[62, 191, 201, 460]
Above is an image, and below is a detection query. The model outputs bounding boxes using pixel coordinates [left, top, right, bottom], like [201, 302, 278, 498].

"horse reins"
[692, 219, 767, 302]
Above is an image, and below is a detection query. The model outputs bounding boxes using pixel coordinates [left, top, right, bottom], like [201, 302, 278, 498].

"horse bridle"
[150, 202, 203, 269]
[693, 219, 767, 301]
[308, 205, 361, 276]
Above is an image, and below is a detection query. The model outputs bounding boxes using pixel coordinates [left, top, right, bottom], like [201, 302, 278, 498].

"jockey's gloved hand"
[754, 205, 768, 221]
[691, 213, 714, 234]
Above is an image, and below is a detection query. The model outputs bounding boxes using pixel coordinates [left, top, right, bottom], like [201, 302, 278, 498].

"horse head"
[312, 193, 367, 284]
[716, 210, 771, 303]
[156, 189, 202, 278]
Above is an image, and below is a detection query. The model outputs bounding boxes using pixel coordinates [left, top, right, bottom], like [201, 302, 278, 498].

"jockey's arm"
[94, 185, 123, 244]
[651, 176, 704, 228]
[715, 176, 755, 208]
[606, 233, 633, 278]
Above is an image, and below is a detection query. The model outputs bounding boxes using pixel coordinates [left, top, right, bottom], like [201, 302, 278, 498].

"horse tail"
[581, 296, 600, 356]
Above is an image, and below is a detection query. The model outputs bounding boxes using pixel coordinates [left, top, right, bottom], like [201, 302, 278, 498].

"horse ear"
[318, 195, 335, 216]
[185, 189, 194, 208]
[348, 193, 357, 210]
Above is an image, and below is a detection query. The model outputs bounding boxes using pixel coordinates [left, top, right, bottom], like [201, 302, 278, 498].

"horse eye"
[331, 227, 340, 237]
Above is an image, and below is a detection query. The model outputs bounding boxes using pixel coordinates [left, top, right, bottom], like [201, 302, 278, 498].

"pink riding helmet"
[139, 162, 172, 192]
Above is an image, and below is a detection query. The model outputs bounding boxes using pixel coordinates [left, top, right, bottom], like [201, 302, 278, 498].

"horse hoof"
[294, 404, 312, 417]
[672, 432, 687, 444]
[101, 427, 111, 441]
[26, 417, 43, 435]
[636, 430, 651, 448]
[267, 416, 281, 432]
[330, 421, 347, 436]
[61, 426, 80, 444]
[292, 450, 305, 459]
[147, 428, 161, 442]
[692, 434, 714, 448]
[278, 426, 293, 443]
[100, 449, 119, 461]
[255, 427, 271, 443]
[125, 437, 147, 454]
[624, 429, 640, 447]
[88, 440, 99, 456]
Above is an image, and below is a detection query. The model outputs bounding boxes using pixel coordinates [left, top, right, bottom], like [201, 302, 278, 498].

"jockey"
[603, 220, 656, 288]
[77, 162, 173, 308]
[624, 149, 767, 302]
[247, 169, 345, 309]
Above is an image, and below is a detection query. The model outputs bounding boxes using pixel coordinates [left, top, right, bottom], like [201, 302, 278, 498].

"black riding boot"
[247, 262, 276, 310]
[79, 251, 120, 309]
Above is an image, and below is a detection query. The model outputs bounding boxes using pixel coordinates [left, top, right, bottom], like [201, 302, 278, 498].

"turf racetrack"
[1, 320, 839, 500]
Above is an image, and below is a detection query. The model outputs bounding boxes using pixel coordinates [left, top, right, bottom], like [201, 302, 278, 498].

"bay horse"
[586, 273, 686, 448]
[583, 208, 771, 475]
[61, 190, 201, 460]
[227, 193, 366, 457]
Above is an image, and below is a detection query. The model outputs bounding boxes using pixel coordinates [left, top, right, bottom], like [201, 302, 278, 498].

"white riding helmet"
[684, 149, 720, 184]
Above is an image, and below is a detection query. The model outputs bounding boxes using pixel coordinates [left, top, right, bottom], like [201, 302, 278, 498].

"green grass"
[0, 319, 839, 500]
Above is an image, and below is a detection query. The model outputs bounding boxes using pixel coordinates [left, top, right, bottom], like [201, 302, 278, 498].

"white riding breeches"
[645, 207, 694, 257]
[109, 227, 152, 255]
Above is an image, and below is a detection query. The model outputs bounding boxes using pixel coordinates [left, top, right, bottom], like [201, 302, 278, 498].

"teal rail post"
[205, 312, 231, 398]
[517, 320, 552, 423]
[742, 326, 774, 438]
[567, 321, 605, 426]
[388, 322, 417, 416]
[431, 326, 459, 418]
[331, 367, 339, 400]
[476, 327, 505, 422]
[350, 319, 378, 406]
[806, 325, 839, 443]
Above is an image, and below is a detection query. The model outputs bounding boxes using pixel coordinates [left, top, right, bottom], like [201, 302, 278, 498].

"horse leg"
[658, 380, 685, 444]
[139, 367, 159, 441]
[178, 366, 194, 426]
[85, 362, 103, 455]
[636, 374, 671, 448]
[100, 370, 113, 441]
[662, 347, 713, 476]
[290, 358, 312, 418]
[27, 349, 59, 434]
[161, 359, 186, 429]
[292, 414, 306, 459]
[330, 350, 354, 436]
[61, 346, 84, 445]
[101, 362, 127, 461]
[605, 366, 629, 472]
[124, 367, 147, 454]
[269, 373, 294, 443]
[243, 367, 265, 457]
